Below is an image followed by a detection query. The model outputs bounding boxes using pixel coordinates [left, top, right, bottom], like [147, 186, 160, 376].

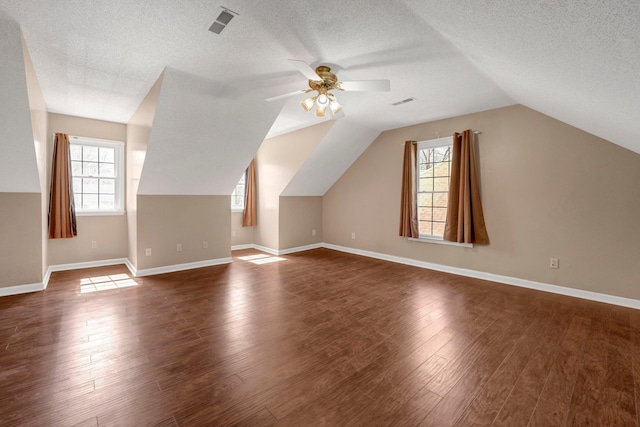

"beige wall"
[126, 71, 164, 268]
[47, 113, 128, 265]
[22, 33, 48, 277]
[254, 121, 332, 250]
[279, 196, 323, 250]
[231, 211, 254, 247]
[0, 193, 42, 287]
[48, 215, 128, 265]
[323, 105, 640, 300]
[137, 195, 231, 270]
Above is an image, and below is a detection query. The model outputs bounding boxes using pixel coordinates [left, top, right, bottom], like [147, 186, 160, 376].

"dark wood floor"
[1, 248, 639, 426]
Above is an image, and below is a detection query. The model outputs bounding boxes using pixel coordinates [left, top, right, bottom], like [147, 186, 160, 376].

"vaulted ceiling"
[1, 0, 638, 161]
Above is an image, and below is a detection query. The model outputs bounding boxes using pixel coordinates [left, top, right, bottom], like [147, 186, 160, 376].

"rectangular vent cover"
[392, 97, 416, 106]
[208, 22, 226, 34]
[208, 7, 238, 35]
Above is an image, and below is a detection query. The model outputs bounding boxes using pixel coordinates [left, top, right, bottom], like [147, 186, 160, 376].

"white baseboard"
[279, 243, 323, 255]
[124, 259, 137, 277]
[48, 258, 130, 273]
[0, 281, 45, 297]
[232, 243, 323, 256]
[134, 257, 232, 277]
[252, 244, 279, 255]
[323, 243, 640, 310]
[231, 244, 254, 251]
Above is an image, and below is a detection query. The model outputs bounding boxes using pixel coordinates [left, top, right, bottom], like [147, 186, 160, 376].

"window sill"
[231, 208, 245, 213]
[76, 210, 126, 217]
[409, 237, 473, 248]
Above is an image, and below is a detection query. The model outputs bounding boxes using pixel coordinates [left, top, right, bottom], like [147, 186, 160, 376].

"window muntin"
[70, 137, 124, 214]
[417, 137, 452, 239]
[231, 172, 246, 211]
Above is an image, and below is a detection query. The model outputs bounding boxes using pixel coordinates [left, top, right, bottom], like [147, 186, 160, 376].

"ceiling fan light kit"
[270, 59, 390, 118]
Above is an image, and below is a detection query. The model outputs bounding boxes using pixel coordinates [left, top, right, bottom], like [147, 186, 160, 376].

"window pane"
[433, 162, 450, 177]
[100, 179, 115, 194]
[433, 207, 448, 222]
[418, 193, 432, 207]
[84, 162, 98, 177]
[432, 222, 446, 237]
[72, 161, 83, 176]
[99, 163, 115, 177]
[73, 177, 82, 193]
[71, 145, 82, 160]
[434, 193, 449, 208]
[433, 146, 450, 163]
[99, 147, 114, 163]
[83, 194, 99, 210]
[83, 178, 98, 194]
[99, 194, 115, 209]
[83, 146, 99, 161]
[420, 166, 434, 178]
[419, 177, 433, 192]
[419, 207, 433, 221]
[434, 177, 449, 191]
[231, 173, 246, 208]
[74, 194, 82, 209]
[419, 221, 432, 236]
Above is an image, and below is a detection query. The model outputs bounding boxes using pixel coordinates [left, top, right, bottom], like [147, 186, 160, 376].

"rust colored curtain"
[48, 133, 77, 238]
[443, 130, 489, 244]
[242, 160, 257, 227]
[399, 141, 419, 238]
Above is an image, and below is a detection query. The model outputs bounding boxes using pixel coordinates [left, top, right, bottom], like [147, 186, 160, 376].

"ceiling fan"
[266, 59, 391, 117]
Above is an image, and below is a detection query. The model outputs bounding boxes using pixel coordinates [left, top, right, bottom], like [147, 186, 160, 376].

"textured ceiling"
[0, 0, 638, 153]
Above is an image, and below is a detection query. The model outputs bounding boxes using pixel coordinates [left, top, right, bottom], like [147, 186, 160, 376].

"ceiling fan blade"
[265, 89, 307, 102]
[288, 59, 321, 81]
[339, 80, 391, 92]
[332, 109, 346, 120]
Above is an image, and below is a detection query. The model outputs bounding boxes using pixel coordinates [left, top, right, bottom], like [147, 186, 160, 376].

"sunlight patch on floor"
[80, 274, 138, 293]
[237, 254, 287, 264]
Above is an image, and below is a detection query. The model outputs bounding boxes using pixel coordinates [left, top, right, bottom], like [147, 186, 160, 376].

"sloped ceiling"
[0, 1, 638, 179]
[0, 11, 40, 193]
[282, 121, 381, 196]
[404, 0, 640, 154]
[138, 68, 284, 195]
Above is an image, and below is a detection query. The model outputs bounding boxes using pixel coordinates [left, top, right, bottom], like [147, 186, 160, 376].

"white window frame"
[412, 136, 472, 248]
[231, 171, 246, 212]
[70, 136, 125, 216]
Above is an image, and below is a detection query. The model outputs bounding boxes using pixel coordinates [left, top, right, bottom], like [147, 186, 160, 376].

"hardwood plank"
[525, 314, 592, 426]
[462, 297, 572, 426]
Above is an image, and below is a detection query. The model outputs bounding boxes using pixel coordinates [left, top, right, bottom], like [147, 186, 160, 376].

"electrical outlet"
[203, 241, 208, 249]
[145, 248, 151, 256]
[312, 229, 316, 236]
[176, 243, 183, 252]
[550, 258, 559, 269]
[91, 241, 97, 249]
[351, 232, 356, 240]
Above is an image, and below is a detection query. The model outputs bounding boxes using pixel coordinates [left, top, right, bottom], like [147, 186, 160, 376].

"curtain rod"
[409, 131, 481, 144]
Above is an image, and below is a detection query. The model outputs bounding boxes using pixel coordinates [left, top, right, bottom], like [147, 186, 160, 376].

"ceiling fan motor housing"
[308, 66, 340, 93]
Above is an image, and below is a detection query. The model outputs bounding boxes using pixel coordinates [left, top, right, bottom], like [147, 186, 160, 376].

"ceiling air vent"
[392, 97, 416, 106]
[208, 7, 238, 34]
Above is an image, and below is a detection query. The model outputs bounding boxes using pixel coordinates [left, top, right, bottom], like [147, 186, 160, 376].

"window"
[231, 172, 246, 211]
[70, 136, 124, 214]
[417, 137, 452, 238]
